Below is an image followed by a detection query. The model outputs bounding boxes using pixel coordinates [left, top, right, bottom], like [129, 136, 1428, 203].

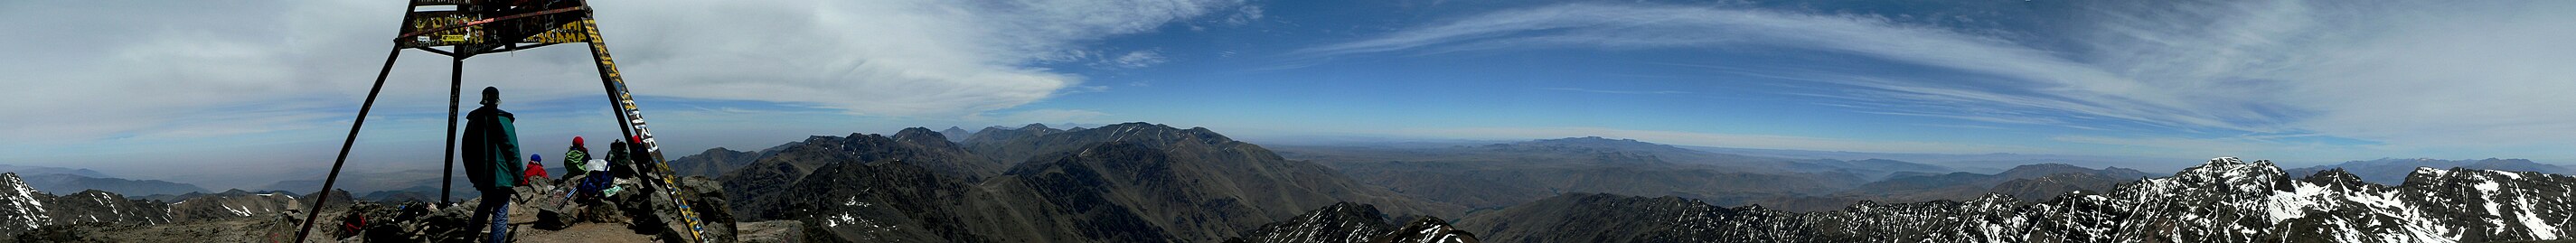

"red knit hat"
[573, 136, 585, 146]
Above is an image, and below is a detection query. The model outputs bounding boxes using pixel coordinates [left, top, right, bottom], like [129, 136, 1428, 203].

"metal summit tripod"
[294, 1, 709, 242]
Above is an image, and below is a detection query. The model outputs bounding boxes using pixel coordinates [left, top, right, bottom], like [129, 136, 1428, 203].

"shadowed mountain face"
[1277, 136, 1959, 209]
[963, 123, 1066, 164]
[719, 127, 1002, 214]
[665, 140, 805, 178]
[1459, 157, 2576, 242]
[666, 148, 759, 178]
[727, 123, 1462, 242]
[2286, 158, 2573, 184]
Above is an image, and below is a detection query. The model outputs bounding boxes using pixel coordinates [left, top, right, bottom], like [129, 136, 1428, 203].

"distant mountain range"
[0, 164, 108, 178]
[259, 169, 471, 201]
[1276, 136, 1958, 209]
[2285, 157, 2573, 184]
[22, 173, 210, 197]
[0, 164, 209, 197]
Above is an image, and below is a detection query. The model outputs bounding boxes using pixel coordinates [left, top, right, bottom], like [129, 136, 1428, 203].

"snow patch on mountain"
[1466, 157, 2576, 242]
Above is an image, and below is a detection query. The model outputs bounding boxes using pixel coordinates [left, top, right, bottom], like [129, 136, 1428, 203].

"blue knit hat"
[531, 154, 543, 163]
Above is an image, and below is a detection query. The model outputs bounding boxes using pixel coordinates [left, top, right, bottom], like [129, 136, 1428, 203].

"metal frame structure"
[293, 1, 708, 242]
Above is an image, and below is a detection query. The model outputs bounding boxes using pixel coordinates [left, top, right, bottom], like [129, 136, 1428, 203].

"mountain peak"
[2210, 156, 2244, 164]
[892, 126, 952, 146]
[2174, 157, 2283, 179]
[940, 126, 974, 142]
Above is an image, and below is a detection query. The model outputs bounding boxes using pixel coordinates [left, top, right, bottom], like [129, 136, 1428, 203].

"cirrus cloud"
[1302, 0, 2576, 154]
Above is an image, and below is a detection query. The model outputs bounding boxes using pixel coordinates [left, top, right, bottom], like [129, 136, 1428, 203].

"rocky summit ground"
[0, 173, 798, 243]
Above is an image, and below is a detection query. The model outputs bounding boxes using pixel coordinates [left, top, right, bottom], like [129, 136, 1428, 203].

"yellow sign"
[525, 22, 590, 43]
[399, 12, 488, 48]
[396, 12, 588, 48]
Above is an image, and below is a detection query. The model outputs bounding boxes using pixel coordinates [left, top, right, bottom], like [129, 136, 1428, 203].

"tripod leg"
[293, 48, 402, 243]
[444, 52, 463, 204]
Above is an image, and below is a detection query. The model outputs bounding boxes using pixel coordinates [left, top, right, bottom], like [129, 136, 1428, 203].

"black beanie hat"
[480, 87, 501, 105]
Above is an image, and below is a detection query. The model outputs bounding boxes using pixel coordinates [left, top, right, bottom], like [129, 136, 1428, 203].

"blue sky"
[5, 0, 2576, 189]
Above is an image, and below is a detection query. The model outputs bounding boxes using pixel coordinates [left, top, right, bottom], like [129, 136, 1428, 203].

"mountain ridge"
[0, 173, 326, 238]
[1459, 157, 2576, 242]
[729, 122, 1463, 242]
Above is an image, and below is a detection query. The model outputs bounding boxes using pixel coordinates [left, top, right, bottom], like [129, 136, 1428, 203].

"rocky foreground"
[0, 172, 800, 243]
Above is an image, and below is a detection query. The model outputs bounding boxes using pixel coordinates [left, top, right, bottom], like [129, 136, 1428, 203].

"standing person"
[461, 87, 524, 243]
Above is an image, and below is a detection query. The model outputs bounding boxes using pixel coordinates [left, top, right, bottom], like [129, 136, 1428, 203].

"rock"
[579, 201, 627, 224]
[736, 220, 806, 243]
[534, 208, 572, 230]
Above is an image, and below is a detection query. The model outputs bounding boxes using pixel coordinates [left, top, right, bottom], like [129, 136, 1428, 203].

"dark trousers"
[468, 189, 515, 242]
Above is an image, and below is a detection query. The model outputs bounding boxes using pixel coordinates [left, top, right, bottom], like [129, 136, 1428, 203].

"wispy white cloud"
[1221, 5, 1266, 26]
[0, 0, 1244, 144]
[1299, 3, 2254, 132]
[1095, 51, 1170, 70]
[1398, 126, 2049, 154]
[1540, 88, 1687, 95]
[606, 0, 1239, 117]
[1303, 1, 2576, 154]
